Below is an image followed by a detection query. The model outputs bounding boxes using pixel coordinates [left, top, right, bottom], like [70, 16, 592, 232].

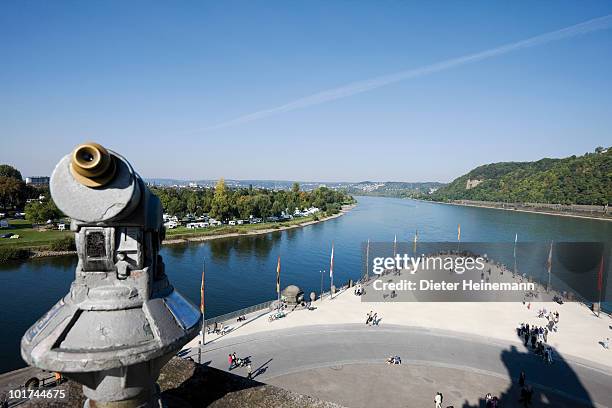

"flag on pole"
[200, 269, 205, 314]
[513, 233, 518, 258]
[597, 255, 604, 293]
[329, 244, 334, 279]
[457, 224, 461, 242]
[365, 239, 370, 278]
[394, 234, 398, 253]
[276, 256, 281, 294]
[546, 242, 553, 273]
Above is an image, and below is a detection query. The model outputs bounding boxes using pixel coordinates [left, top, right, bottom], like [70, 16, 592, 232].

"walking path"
[183, 259, 612, 406]
[186, 325, 610, 407]
[187, 280, 612, 368]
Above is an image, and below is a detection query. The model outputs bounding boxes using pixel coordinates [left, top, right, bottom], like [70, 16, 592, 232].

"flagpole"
[330, 243, 334, 300]
[457, 224, 461, 252]
[547, 241, 553, 292]
[393, 234, 397, 274]
[597, 255, 604, 318]
[276, 256, 281, 313]
[320, 269, 324, 301]
[513, 233, 517, 276]
[199, 259, 205, 364]
[365, 239, 370, 281]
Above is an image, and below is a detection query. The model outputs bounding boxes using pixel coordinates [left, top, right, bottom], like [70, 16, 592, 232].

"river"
[1, 196, 610, 373]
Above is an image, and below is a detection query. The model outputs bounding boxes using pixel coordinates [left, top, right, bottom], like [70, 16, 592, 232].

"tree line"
[0, 164, 63, 224]
[427, 147, 612, 205]
[152, 179, 355, 221]
[1, 163, 354, 224]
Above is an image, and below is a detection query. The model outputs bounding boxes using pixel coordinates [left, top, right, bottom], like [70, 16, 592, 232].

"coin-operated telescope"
[21, 143, 201, 407]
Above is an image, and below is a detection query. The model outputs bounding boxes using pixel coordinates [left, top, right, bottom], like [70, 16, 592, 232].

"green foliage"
[210, 178, 231, 221]
[48, 235, 76, 251]
[0, 164, 22, 181]
[25, 199, 63, 224]
[0, 247, 31, 262]
[0, 176, 24, 210]
[0, 164, 46, 210]
[150, 181, 353, 220]
[430, 147, 612, 205]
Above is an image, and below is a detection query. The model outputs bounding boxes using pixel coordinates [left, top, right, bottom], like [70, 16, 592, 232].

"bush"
[0, 247, 31, 262]
[49, 236, 76, 251]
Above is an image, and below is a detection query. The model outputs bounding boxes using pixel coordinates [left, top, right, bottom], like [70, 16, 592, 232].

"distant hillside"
[342, 181, 446, 197]
[429, 147, 612, 205]
[144, 178, 445, 196]
[144, 178, 347, 191]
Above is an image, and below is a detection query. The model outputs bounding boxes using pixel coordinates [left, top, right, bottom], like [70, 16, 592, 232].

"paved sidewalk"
[187, 284, 612, 368]
[187, 325, 611, 408]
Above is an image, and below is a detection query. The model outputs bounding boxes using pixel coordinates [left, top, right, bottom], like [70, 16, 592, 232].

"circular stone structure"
[281, 285, 304, 304]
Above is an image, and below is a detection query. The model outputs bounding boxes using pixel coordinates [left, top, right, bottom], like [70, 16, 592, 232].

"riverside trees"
[151, 181, 353, 221]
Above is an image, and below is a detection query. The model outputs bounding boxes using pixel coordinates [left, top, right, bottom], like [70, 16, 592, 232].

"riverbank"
[162, 204, 355, 246]
[4, 204, 356, 260]
[419, 199, 612, 222]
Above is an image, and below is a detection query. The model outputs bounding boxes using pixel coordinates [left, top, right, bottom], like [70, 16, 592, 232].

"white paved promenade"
[187, 282, 612, 369]
[182, 259, 612, 407]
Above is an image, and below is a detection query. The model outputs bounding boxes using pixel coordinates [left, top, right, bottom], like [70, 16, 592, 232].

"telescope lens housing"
[70, 142, 116, 187]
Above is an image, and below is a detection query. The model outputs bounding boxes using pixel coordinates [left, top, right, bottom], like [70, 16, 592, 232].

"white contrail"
[197, 14, 612, 132]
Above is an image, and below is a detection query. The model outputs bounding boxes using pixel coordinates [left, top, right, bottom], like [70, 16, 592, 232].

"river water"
[1, 196, 610, 373]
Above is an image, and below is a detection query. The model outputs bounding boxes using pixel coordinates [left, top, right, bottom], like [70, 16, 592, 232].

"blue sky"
[1, 1, 611, 182]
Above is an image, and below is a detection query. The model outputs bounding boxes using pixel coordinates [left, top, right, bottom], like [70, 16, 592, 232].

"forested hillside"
[429, 147, 611, 205]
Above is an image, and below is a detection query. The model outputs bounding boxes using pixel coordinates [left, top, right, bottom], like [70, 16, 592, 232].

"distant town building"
[25, 176, 50, 187]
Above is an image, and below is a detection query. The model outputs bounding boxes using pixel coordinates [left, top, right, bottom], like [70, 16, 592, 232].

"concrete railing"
[203, 300, 276, 326]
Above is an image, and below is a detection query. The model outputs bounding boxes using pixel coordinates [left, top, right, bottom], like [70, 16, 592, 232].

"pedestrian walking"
[434, 392, 443, 408]
[228, 353, 233, 370]
[247, 363, 252, 379]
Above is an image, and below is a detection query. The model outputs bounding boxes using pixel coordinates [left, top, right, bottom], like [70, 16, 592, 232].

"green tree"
[210, 178, 231, 221]
[25, 199, 62, 224]
[236, 195, 254, 219]
[0, 165, 22, 181]
[0, 176, 24, 210]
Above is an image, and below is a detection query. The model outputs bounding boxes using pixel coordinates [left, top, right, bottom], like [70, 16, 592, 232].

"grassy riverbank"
[0, 205, 355, 261]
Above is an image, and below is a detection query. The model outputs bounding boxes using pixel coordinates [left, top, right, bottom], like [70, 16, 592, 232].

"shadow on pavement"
[457, 345, 595, 408]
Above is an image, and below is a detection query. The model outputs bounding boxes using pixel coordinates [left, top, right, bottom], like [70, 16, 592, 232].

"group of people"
[386, 355, 401, 365]
[228, 352, 251, 373]
[536, 307, 560, 324]
[518, 323, 554, 364]
[365, 311, 381, 326]
[484, 392, 499, 407]
[236, 315, 247, 322]
[354, 284, 364, 296]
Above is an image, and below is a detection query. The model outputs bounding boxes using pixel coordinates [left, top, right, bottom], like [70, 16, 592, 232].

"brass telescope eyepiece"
[70, 142, 116, 187]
